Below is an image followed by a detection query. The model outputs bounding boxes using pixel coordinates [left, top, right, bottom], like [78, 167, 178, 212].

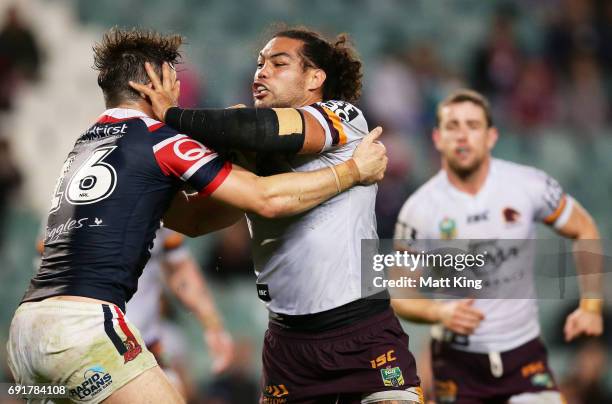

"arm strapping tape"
[165, 107, 305, 153]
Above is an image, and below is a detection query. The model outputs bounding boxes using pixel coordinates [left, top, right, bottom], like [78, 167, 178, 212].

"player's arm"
[390, 205, 484, 335]
[547, 198, 604, 341]
[164, 192, 244, 237]
[391, 298, 484, 336]
[389, 252, 484, 336]
[167, 152, 377, 236]
[161, 241, 233, 374]
[529, 168, 603, 341]
[164, 105, 328, 154]
[165, 127, 386, 237]
[130, 62, 325, 154]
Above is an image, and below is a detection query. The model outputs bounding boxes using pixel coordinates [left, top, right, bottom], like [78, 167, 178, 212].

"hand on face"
[129, 61, 180, 121]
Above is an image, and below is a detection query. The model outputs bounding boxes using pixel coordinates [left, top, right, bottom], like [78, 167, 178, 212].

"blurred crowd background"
[0, 0, 610, 403]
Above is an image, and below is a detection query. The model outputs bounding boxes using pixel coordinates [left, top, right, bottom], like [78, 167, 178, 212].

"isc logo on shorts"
[69, 366, 113, 400]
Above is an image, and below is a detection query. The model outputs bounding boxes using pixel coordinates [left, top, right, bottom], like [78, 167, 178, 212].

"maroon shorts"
[261, 307, 421, 404]
[431, 338, 559, 404]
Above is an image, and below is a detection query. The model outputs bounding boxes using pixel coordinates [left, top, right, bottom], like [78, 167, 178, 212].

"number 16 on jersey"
[49, 146, 117, 213]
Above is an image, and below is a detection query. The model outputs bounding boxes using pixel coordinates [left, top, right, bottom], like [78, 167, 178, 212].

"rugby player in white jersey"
[136, 27, 423, 404]
[392, 89, 603, 404]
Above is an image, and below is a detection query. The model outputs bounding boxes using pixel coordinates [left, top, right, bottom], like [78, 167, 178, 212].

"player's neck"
[444, 157, 491, 196]
[296, 92, 322, 108]
[113, 99, 155, 119]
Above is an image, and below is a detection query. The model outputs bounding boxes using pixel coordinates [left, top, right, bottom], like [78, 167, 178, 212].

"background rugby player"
[135, 27, 424, 404]
[392, 89, 603, 404]
[125, 227, 234, 400]
[7, 28, 387, 404]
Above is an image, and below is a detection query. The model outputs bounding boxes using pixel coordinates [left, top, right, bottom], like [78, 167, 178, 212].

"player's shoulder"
[135, 115, 167, 134]
[318, 100, 364, 122]
[304, 100, 367, 131]
[492, 158, 550, 186]
[492, 158, 540, 176]
[398, 171, 446, 219]
[301, 99, 368, 149]
[95, 108, 172, 138]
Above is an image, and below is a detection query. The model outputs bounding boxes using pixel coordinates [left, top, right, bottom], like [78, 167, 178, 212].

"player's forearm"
[573, 236, 603, 303]
[572, 207, 603, 301]
[164, 192, 244, 237]
[165, 107, 305, 153]
[252, 159, 359, 218]
[390, 298, 442, 324]
[166, 260, 224, 330]
[557, 201, 603, 302]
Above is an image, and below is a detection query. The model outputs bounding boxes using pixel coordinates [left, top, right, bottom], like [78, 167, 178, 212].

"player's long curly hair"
[274, 27, 363, 103]
[93, 27, 184, 107]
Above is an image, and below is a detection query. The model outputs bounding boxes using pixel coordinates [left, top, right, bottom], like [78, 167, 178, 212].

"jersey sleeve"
[152, 133, 232, 196]
[394, 195, 429, 252]
[300, 100, 368, 151]
[525, 168, 574, 229]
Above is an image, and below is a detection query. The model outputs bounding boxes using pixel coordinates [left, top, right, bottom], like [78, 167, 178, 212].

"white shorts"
[7, 300, 158, 403]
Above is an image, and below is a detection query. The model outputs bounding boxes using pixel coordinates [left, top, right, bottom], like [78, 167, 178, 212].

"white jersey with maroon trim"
[394, 158, 573, 353]
[247, 100, 378, 315]
[126, 227, 190, 346]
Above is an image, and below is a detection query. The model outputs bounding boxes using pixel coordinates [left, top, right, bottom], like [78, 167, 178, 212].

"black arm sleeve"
[165, 107, 305, 153]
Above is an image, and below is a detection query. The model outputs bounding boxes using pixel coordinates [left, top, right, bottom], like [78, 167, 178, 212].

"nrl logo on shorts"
[380, 366, 405, 387]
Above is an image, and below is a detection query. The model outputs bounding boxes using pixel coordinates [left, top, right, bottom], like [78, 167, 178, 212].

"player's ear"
[432, 128, 443, 152]
[306, 68, 326, 92]
[486, 126, 498, 151]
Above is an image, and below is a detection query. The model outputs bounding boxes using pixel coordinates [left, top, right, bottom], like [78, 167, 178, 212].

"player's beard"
[446, 154, 484, 180]
[255, 97, 286, 108]
[254, 78, 308, 108]
[254, 92, 301, 108]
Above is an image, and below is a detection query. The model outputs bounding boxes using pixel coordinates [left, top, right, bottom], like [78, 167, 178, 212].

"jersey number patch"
[66, 146, 118, 205]
[50, 146, 118, 213]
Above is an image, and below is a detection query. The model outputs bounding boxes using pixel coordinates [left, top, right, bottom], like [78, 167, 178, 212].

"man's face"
[253, 37, 313, 108]
[433, 101, 498, 177]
